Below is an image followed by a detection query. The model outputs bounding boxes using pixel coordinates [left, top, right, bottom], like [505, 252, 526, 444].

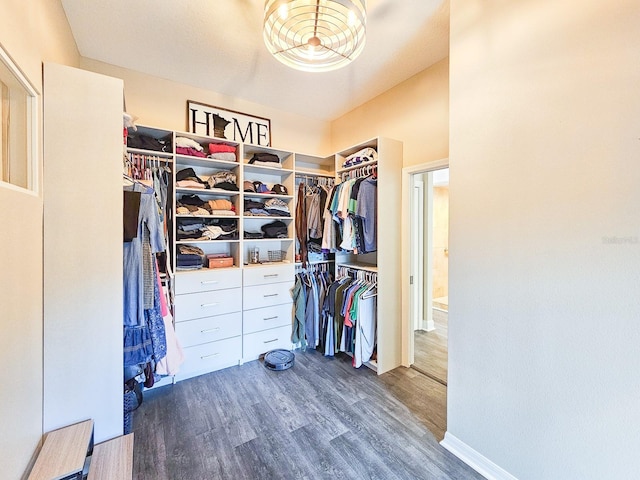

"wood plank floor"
[413, 309, 448, 385]
[132, 349, 483, 479]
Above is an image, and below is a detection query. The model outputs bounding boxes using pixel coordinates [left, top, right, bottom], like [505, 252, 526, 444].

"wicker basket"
[267, 250, 287, 262]
[123, 389, 139, 434]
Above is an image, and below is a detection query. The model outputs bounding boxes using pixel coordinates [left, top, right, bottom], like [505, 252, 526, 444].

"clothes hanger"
[123, 173, 135, 186]
[361, 283, 377, 299]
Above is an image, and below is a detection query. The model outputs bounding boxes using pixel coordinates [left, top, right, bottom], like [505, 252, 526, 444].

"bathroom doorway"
[410, 167, 449, 385]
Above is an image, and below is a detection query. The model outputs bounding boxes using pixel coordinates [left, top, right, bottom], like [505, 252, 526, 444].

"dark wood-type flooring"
[413, 309, 448, 385]
[132, 349, 482, 479]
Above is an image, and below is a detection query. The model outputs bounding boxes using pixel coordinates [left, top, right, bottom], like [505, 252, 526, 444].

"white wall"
[448, 1, 640, 478]
[80, 58, 332, 156]
[0, 1, 80, 478]
[331, 57, 449, 167]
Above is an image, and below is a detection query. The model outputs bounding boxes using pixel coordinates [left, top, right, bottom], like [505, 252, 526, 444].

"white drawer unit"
[175, 312, 242, 347]
[176, 336, 242, 381]
[174, 288, 242, 322]
[175, 268, 242, 295]
[243, 324, 292, 361]
[243, 282, 293, 311]
[243, 303, 292, 335]
[243, 264, 295, 287]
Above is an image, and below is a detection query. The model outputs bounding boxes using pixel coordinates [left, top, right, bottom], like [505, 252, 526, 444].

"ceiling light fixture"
[263, 0, 366, 72]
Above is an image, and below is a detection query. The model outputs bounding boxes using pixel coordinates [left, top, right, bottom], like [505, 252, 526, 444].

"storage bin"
[207, 255, 234, 268]
[267, 250, 287, 262]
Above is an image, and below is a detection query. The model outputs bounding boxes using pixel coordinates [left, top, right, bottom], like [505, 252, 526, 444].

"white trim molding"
[0, 42, 40, 195]
[441, 432, 519, 480]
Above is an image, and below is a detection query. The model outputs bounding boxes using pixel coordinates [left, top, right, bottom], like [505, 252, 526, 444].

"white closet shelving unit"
[333, 137, 403, 375]
[242, 144, 296, 266]
[125, 127, 302, 380]
[125, 126, 403, 380]
[240, 144, 296, 362]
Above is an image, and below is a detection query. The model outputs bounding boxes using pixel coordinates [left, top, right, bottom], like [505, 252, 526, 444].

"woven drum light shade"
[264, 0, 366, 72]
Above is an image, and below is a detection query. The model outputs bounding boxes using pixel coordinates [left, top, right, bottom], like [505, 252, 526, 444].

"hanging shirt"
[355, 291, 377, 368]
[355, 178, 378, 252]
[291, 275, 307, 350]
[322, 185, 338, 252]
[123, 185, 165, 327]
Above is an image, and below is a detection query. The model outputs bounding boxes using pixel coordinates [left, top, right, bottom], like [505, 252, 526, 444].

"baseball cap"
[252, 181, 272, 194]
[244, 181, 255, 192]
[272, 184, 288, 195]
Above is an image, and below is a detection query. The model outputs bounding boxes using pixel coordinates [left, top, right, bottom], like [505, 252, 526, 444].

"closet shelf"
[176, 214, 240, 219]
[336, 158, 377, 174]
[243, 215, 292, 220]
[243, 261, 292, 268]
[175, 155, 238, 169]
[243, 237, 294, 242]
[175, 266, 240, 275]
[243, 163, 294, 176]
[336, 262, 378, 273]
[126, 147, 174, 160]
[175, 187, 240, 197]
[176, 239, 241, 245]
[294, 168, 334, 178]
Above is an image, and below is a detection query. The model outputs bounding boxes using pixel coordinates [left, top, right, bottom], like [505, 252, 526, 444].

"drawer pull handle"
[201, 303, 219, 308]
[201, 280, 219, 285]
[263, 316, 279, 321]
[201, 352, 221, 359]
[201, 328, 221, 334]
[264, 274, 279, 278]
[264, 338, 279, 344]
[263, 294, 279, 298]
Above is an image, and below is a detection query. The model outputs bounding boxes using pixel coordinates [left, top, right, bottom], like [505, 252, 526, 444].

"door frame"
[411, 177, 425, 332]
[401, 158, 449, 367]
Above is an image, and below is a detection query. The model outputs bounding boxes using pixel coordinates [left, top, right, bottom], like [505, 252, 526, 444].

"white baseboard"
[440, 432, 518, 480]
[424, 319, 435, 331]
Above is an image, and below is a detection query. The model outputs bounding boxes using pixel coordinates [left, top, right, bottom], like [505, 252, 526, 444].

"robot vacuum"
[263, 349, 295, 371]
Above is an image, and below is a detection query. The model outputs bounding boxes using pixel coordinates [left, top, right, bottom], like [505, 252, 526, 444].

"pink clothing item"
[343, 287, 355, 328]
[155, 259, 169, 317]
[155, 308, 185, 376]
[208, 143, 236, 154]
[176, 146, 207, 158]
[154, 261, 185, 375]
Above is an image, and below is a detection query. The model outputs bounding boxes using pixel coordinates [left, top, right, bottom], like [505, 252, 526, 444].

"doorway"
[410, 168, 449, 385]
[401, 159, 449, 441]
[402, 159, 449, 380]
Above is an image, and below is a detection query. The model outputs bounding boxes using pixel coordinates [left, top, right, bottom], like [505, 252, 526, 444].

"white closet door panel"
[243, 303, 293, 334]
[243, 282, 293, 310]
[43, 63, 123, 442]
[174, 288, 242, 322]
[243, 325, 292, 361]
[177, 337, 242, 380]
[375, 137, 404, 375]
[175, 312, 242, 347]
[243, 264, 294, 287]
[175, 268, 242, 295]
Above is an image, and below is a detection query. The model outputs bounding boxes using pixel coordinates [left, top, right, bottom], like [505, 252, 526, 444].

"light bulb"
[278, 3, 288, 20]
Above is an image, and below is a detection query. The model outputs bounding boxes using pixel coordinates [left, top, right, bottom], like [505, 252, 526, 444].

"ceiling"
[60, 0, 450, 121]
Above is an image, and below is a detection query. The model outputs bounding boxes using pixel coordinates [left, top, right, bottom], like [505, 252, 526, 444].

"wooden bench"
[88, 434, 134, 480]
[28, 419, 94, 480]
[27, 419, 133, 480]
